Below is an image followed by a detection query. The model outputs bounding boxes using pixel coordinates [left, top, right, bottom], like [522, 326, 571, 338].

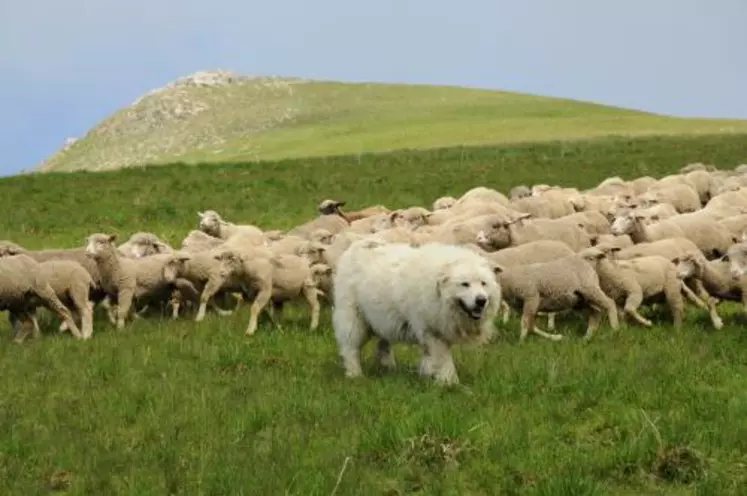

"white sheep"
[0, 254, 83, 342]
[197, 210, 265, 244]
[494, 251, 619, 342]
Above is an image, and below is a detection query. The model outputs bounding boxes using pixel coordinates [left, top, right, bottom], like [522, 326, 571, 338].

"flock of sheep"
[3, 161, 747, 383]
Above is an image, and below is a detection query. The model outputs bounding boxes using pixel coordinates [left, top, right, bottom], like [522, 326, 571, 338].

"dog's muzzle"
[459, 295, 487, 320]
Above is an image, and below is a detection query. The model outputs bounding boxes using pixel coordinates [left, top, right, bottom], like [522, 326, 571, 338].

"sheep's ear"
[722, 254, 731, 262]
[389, 211, 400, 221]
[732, 236, 739, 244]
[589, 235, 599, 246]
[197, 211, 205, 218]
[610, 247, 622, 253]
[650, 214, 660, 221]
[335, 201, 346, 208]
[671, 257, 681, 264]
[107, 234, 118, 243]
[491, 263, 505, 275]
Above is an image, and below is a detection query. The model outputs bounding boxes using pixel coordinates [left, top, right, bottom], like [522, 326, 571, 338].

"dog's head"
[437, 258, 500, 320]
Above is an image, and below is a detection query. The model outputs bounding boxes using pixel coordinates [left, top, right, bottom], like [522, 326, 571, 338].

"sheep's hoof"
[548, 334, 564, 341]
[713, 317, 724, 330]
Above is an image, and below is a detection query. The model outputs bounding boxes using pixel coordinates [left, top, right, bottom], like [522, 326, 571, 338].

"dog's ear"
[436, 272, 449, 298]
[491, 262, 504, 275]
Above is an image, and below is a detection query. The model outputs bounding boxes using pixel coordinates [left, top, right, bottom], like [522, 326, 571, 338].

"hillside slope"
[36, 70, 747, 173]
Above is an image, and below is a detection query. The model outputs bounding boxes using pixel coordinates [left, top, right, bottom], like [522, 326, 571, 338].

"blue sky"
[1, 0, 745, 177]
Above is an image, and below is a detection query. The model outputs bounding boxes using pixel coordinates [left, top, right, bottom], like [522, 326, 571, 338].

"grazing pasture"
[2, 133, 747, 494]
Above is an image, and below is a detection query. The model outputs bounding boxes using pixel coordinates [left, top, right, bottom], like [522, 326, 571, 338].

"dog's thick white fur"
[332, 239, 501, 385]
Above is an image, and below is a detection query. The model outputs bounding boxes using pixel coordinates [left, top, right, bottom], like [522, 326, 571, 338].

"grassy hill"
[4, 134, 747, 494]
[35, 72, 747, 173]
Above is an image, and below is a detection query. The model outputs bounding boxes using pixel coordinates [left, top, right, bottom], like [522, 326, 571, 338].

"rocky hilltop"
[36, 70, 307, 172]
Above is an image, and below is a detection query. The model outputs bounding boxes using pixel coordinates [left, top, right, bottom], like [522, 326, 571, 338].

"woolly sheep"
[580, 247, 686, 329]
[180, 230, 224, 253]
[118, 232, 173, 258]
[197, 210, 265, 244]
[85, 233, 196, 329]
[673, 251, 746, 326]
[432, 196, 457, 211]
[589, 234, 634, 250]
[509, 185, 531, 200]
[213, 249, 322, 334]
[0, 254, 82, 342]
[637, 183, 700, 213]
[455, 186, 511, 207]
[287, 200, 350, 237]
[477, 213, 592, 252]
[318, 199, 390, 223]
[493, 251, 619, 342]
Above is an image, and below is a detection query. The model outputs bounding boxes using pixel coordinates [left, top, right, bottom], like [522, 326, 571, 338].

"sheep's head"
[0, 240, 26, 257]
[197, 210, 223, 235]
[213, 250, 244, 278]
[509, 185, 531, 201]
[309, 228, 334, 245]
[310, 263, 333, 287]
[432, 196, 457, 211]
[610, 212, 643, 236]
[318, 199, 345, 216]
[475, 213, 529, 250]
[722, 243, 747, 279]
[127, 233, 172, 258]
[162, 252, 192, 282]
[671, 254, 703, 280]
[297, 241, 327, 265]
[86, 233, 117, 258]
[578, 247, 608, 267]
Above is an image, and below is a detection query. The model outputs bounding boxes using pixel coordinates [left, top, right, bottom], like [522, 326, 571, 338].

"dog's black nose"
[475, 295, 486, 308]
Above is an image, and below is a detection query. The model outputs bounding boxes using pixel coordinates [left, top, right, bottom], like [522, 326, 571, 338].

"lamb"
[673, 251, 747, 325]
[426, 214, 523, 248]
[317, 199, 390, 223]
[287, 200, 350, 237]
[432, 196, 457, 210]
[454, 186, 511, 207]
[637, 183, 701, 213]
[0, 241, 107, 306]
[610, 212, 685, 243]
[560, 211, 611, 235]
[510, 193, 574, 219]
[212, 249, 322, 334]
[118, 232, 173, 258]
[309, 263, 334, 302]
[509, 185, 532, 200]
[197, 210, 265, 244]
[0, 254, 83, 342]
[579, 247, 685, 329]
[481, 240, 575, 326]
[390, 206, 431, 230]
[85, 233, 196, 329]
[493, 251, 619, 342]
[180, 230, 224, 253]
[476, 213, 592, 252]
[32, 260, 96, 339]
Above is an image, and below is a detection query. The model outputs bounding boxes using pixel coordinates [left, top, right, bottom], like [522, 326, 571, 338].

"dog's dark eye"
[481, 281, 487, 287]
[461, 282, 469, 287]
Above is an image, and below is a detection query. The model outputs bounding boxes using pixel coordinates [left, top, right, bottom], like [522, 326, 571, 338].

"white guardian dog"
[332, 239, 502, 385]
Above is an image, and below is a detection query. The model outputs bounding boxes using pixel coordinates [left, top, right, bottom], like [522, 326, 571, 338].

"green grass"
[4, 134, 747, 494]
[36, 79, 747, 173]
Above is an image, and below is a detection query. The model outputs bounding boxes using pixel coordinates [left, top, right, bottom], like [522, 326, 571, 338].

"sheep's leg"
[622, 289, 652, 327]
[580, 288, 619, 335]
[39, 287, 82, 338]
[546, 312, 556, 331]
[245, 283, 272, 336]
[302, 281, 321, 332]
[116, 290, 134, 330]
[232, 292, 244, 311]
[681, 281, 723, 329]
[585, 311, 602, 340]
[663, 281, 684, 331]
[519, 296, 540, 342]
[81, 301, 94, 339]
[376, 339, 396, 370]
[10, 313, 30, 343]
[501, 301, 511, 324]
[264, 301, 283, 329]
[195, 276, 225, 321]
[421, 333, 458, 386]
[100, 296, 117, 325]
